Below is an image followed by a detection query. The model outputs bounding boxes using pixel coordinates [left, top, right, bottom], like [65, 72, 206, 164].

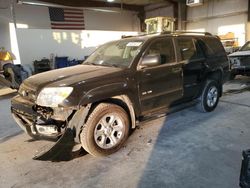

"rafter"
[39, 0, 144, 12]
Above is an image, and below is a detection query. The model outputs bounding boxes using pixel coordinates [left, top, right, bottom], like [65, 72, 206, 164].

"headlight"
[37, 87, 73, 107]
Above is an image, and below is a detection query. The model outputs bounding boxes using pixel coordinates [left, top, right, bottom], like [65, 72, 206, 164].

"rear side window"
[176, 38, 197, 60]
[200, 37, 225, 57]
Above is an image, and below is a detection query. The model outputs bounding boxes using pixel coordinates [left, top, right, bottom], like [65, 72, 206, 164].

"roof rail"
[162, 30, 213, 36]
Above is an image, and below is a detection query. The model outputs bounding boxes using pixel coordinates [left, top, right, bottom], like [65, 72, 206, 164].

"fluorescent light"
[107, 0, 115, 2]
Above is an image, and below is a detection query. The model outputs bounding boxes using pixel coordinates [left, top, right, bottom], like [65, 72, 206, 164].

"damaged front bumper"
[11, 95, 68, 140]
[11, 95, 89, 161]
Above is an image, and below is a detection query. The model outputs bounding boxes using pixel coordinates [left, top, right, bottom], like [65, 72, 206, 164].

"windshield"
[240, 41, 250, 51]
[83, 39, 144, 68]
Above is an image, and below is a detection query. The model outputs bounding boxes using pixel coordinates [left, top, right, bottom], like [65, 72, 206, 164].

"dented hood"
[23, 65, 124, 91]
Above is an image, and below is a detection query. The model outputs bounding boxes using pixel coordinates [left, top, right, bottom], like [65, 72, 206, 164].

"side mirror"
[140, 54, 161, 68]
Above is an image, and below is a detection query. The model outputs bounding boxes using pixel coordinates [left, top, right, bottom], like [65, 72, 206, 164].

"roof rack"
[121, 32, 159, 39]
[121, 31, 213, 39]
[162, 30, 213, 36]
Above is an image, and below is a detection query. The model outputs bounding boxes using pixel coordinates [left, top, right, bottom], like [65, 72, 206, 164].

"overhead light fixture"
[107, 0, 115, 2]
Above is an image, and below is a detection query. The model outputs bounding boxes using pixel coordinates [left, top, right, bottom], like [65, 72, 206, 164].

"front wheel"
[197, 80, 220, 112]
[80, 103, 130, 156]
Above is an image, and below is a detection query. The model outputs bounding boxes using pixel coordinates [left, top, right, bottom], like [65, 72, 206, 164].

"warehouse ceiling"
[38, 0, 186, 12]
[40, 0, 186, 6]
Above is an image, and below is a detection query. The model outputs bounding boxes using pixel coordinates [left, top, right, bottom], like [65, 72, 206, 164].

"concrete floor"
[0, 76, 250, 188]
[0, 89, 20, 142]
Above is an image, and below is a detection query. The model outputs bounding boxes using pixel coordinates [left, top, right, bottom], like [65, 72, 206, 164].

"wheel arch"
[89, 95, 137, 129]
[206, 69, 223, 97]
[199, 69, 223, 98]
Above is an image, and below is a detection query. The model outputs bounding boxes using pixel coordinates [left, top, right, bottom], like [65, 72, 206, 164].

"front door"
[137, 38, 183, 114]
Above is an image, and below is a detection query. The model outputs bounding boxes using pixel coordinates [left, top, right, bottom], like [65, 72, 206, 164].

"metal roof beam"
[39, 0, 144, 12]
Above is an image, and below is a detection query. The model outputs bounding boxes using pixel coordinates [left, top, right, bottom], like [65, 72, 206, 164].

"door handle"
[172, 67, 182, 73]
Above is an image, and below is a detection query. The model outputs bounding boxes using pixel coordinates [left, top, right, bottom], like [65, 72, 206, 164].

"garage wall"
[0, 2, 12, 51]
[16, 29, 138, 66]
[0, 1, 140, 66]
[145, 3, 174, 19]
[186, 0, 248, 46]
[14, 4, 139, 31]
[0, 20, 11, 51]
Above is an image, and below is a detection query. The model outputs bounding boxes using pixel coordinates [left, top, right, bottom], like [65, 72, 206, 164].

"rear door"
[175, 37, 206, 99]
[137, 37, 183, 114]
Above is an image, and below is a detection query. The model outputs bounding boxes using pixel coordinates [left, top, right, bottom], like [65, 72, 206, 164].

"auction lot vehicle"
[11, 31, 229, 159]
[229, 41, 250, 79]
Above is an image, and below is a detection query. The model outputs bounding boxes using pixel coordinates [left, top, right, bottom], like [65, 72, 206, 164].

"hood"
[229, 51, 250, 57]
[24, 65, 124, 91]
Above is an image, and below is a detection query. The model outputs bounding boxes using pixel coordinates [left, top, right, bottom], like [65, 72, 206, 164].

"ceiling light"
[107, 0, 115, 2]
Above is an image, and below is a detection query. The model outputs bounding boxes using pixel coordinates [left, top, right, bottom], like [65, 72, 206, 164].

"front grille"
[240, 56, 250, 66]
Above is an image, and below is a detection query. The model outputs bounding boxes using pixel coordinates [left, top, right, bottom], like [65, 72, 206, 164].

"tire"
[80, 103, 130, 157]
[197, 80, 220, 113]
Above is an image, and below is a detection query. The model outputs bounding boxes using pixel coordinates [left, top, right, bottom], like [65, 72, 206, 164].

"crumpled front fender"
[33, 104, 91, 161]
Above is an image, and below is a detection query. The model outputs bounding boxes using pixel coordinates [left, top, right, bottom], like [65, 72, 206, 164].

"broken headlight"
[37, 87, 73, 107]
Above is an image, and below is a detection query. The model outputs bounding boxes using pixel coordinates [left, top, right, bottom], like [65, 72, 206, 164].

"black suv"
[11, 31, 229, 159]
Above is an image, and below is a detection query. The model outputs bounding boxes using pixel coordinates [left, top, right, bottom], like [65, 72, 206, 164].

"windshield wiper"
[108, 64, 120, 68]
[84, 62, 99, 66]
[101, 63, 120, 68]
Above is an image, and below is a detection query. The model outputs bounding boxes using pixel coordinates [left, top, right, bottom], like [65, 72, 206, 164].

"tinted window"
[194, 40, 205, 58]
[201, 37, 225, 57]
[177, 38, 196, 60]
[146, 38, 175, 65]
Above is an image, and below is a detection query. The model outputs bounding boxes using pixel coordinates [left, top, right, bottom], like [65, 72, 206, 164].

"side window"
[241, 41, 250, 51]
[177, 38, 196, 60]
[146, 38, 175, 65]
[198, 39, 214, 57]
[201, 37, 225, 57]
[194, 39, 205, 58]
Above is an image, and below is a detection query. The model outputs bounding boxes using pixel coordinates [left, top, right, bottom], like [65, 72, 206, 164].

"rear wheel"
[80, 103, 130, 156]
[197, 80, 220, 112]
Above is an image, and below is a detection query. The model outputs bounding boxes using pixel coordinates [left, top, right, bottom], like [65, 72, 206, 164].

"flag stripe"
[64, 11, 82, 15]
[51, 27, 85, 30]
[51, 20, 84, 24]
[51, 23, 85, 26]
[49, 7, 85, 30]
[64, 8, 83, 12]
[64, 15, 84, 19]
[64, 19, 84, 22]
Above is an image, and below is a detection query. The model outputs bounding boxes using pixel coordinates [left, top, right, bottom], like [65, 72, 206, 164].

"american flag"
[48, 8, 85, 30]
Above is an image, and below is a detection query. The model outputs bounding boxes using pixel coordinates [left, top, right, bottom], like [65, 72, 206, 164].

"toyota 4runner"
[11, 31, 229, 160]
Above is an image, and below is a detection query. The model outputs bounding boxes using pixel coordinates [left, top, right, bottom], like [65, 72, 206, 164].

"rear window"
[200, 37, 226, 57]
